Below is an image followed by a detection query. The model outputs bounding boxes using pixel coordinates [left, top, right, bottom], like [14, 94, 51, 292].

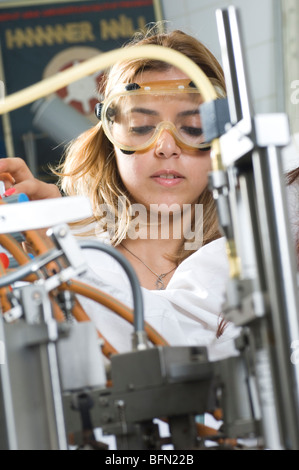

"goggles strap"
[95, 102, 103, 120]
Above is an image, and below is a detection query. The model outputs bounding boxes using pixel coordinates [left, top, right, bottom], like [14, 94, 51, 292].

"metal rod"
[0, 248, 63, 287]
[216, 7, 253, 134]
[252, 146, 299, 448]
[79, 240, 145, 336]
[215, 5, 299, 448]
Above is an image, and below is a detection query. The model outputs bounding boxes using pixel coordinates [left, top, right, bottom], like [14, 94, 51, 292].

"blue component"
[3, 193, 29, 203]
[17, 193, 29, 203]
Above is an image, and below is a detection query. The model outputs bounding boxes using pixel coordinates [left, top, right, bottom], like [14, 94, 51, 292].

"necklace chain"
[121, 245, 176, 290]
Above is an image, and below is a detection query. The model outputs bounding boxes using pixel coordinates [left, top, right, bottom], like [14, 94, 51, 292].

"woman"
[0, 24, 239, 360]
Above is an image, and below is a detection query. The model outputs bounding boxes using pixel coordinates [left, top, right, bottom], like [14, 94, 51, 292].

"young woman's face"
[113, 68, 212, 211]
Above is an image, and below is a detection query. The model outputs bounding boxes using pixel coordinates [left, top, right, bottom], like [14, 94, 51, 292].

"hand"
[0, 157, 61, 200]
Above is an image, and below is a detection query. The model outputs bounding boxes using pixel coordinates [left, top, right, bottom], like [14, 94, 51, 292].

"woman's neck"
[117, 237, 180, 290]
[115, 205, 197, 289]
[126, 204, 195, 247]
[122, 236, 181, 262]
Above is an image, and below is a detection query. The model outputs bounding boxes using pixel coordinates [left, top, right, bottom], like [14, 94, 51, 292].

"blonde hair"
[57, 23, 225, 263]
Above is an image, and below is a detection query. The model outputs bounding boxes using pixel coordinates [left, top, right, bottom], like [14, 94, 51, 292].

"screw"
[32, 290, 42, 303]
[99, 396, 109, 407]
[58, 227, 68, 238]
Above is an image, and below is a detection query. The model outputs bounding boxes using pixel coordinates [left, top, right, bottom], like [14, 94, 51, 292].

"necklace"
[121, 244, 176, 290]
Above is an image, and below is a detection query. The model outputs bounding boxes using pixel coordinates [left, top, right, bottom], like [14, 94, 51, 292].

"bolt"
[99, 396, 109, 407]
[32, 290, 42, 303]
[102, 413, 112, 423]
[58, 227, 67, 238]
[115, 399, 125, 409]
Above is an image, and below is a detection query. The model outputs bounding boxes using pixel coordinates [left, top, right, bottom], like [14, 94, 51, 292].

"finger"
[8, 179, 61, 201]
[0, 172, 16, 185]
[0, 157, 34, 184]
[8, 179, 43, 200]
[0, 172, 16, 192]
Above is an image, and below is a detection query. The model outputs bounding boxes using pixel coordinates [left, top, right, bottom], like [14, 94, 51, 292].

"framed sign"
[0, 0, 163, 178]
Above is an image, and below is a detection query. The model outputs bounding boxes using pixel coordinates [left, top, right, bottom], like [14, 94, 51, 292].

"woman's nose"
[154, 129, 182, 159]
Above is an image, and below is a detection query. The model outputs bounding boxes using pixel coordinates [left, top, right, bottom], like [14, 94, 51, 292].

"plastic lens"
[99, 80, 210, 152]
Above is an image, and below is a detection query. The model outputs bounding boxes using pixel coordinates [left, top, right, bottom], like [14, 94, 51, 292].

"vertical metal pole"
[215, 5, 299, 448]
[0, 313, 18, 450]
[216, 7, 253, 132]
[252, 146, 299, 448]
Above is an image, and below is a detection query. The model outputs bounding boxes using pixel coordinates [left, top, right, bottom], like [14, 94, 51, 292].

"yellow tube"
[0, 43, 232, 272]
[0, 44, 217, 114]
[0, 44, 223, 171]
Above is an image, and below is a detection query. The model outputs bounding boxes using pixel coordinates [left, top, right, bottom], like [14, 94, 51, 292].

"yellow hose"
[0, 44, 222, 170]
[0, 44, 217, 114]
[0, 43, 236, 278]
[59, 279, 169, 347]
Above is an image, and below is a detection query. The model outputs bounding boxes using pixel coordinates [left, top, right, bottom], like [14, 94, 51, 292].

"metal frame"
[214, 6, 299, 449]
[1, 4, 299, 451]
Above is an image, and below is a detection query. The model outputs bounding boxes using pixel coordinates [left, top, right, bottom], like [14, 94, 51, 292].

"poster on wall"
[0, 0, 163, 179]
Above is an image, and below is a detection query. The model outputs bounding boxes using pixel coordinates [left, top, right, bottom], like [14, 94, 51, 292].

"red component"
[0, 252, 9, 269]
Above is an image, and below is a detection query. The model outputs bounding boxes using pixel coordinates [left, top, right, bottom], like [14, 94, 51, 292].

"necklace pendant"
[155, 274, 166, 290]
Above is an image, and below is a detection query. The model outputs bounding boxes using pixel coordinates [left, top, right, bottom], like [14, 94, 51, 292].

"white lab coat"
[76, 236, 240, 362]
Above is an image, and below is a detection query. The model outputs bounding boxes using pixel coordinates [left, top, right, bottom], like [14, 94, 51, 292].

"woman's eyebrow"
[130, 107, 159, 115]
[128, 107, 201, 117]
[177, 108, 200, 117]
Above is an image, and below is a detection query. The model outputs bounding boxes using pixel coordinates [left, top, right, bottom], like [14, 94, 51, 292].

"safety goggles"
[95, 79, 211, 154]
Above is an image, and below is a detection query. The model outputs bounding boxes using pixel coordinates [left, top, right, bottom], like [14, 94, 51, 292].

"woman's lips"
[150, 170, 185, 187]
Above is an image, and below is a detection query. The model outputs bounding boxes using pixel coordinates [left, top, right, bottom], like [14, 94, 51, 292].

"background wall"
[161, 0, 282, 115]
